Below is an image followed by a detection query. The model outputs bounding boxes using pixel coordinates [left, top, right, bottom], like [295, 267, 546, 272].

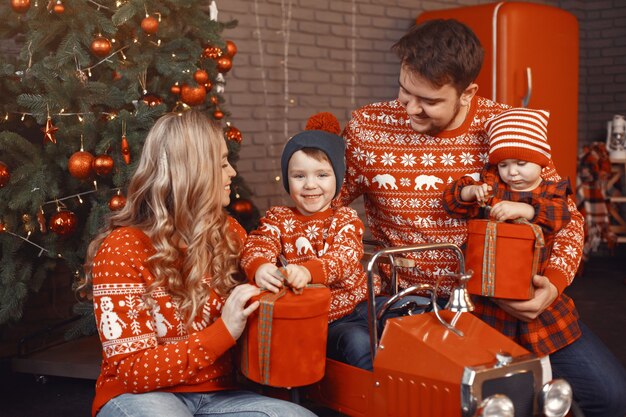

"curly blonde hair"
[83, 111, 244, 327]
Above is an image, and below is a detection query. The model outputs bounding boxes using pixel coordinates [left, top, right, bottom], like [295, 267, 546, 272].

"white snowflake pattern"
[440, 153, 455, 166]
[347, 166, 357, 176]
[352, 147, 366, 161]
[381, 152, 396, 166]
[378, 131, 391, 143]
[459, 152, 475, 165]
[364, 151, 377, 165]
[305, 225, 320, 240]
[478, 152, 489, 164]
[400, 177, 411, 187]
[363, 130, 375, 142]
[564, 244, 578, 258]
[284, 243, 294, 254]
[283, 218, 295, 233]
[420, 152, 436, 167]
[390, 198, 402, 207]
[409, 198, 420, 208]
[429, 198, 441, 208]
[401, 153, 417, 167]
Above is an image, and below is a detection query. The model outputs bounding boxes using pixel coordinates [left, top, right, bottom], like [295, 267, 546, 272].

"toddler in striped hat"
[443, 107, 571, 227]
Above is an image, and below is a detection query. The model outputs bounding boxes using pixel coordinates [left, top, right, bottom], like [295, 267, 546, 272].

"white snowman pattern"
[147, 304, 173, 337]
[99, 296, 127, 340]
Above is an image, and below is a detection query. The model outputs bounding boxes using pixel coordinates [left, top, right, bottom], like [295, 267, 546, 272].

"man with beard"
[337, 19, 626, 417]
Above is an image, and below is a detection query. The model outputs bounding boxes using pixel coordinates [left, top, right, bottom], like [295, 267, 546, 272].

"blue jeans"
[97, 390, 318, 417]
[550, 321, 626, 417]
[327, 295, 430, 371]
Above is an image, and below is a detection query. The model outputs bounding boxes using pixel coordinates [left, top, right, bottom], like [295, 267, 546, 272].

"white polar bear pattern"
[296, 236, 314, 255]
[99, 296, 127, 340]
[261, 223, 281, 237]
[372, 174, 398, 190]
[337, 224, 356, 235]
[414, 175, 443, 190]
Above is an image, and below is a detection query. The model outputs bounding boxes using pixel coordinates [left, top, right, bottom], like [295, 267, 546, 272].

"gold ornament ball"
[53, 2, 64, 13]
[203, 46, 222, 59]
[180, 84, 207, 106]
[68, 150, 95, 180]
[0, 161, 10, 188]
[216, 56, 233, 73]
[92, 154, 114, 176]
[141, 16, 159, 34]
[224, 40, 238, 58]
[91, 36, 112, 57]
[49, 210, 77, 236]
[108, 194, 127, 211]
[11, 0, 30, 13]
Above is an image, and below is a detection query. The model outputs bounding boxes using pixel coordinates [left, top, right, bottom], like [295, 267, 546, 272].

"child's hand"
[255, 263, 285, 294]
[284, 264, 311, 293]
[489, 201, 535, 221]
[461, 183, 492, 205]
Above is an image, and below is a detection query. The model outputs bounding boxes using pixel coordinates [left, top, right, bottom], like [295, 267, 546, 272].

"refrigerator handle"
[522, 67, 532, 107]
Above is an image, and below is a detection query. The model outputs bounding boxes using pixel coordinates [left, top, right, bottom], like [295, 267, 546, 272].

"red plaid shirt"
[442, 165, 581, 355]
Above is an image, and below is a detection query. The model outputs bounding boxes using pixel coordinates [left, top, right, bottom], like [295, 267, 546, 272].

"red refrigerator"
[417, 1, 579, 187]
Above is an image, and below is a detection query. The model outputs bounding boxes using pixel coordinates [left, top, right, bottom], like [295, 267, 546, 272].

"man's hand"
[493, 274, 557, 321]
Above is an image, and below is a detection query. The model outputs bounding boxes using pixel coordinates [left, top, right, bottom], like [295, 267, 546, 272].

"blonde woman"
[83, 111, 316, 417]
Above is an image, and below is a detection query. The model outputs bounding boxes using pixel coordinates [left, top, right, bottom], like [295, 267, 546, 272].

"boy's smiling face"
[287, 150, 336, 216]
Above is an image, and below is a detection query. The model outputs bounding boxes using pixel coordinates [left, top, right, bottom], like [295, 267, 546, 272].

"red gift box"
[239, 285, 331, 388]
[465, 219, 545, 300]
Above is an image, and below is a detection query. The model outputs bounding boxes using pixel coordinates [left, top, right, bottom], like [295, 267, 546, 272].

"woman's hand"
[255, 263, 285, 294]
[493, 274, 557, 322]
[221, 284, 261, 340]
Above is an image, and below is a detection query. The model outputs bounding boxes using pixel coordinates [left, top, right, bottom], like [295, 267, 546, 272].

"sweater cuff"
[243, 257, 270, 282]
[198, 317, 237, 359]
[543, 266, 569, 295]
[302, 259, 326, 284]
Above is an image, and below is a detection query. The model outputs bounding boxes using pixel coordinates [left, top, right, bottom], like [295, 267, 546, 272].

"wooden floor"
[0, 251, 624, 417]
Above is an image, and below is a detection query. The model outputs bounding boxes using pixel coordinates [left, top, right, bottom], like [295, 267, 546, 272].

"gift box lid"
[467, 219, 537, 240]
[252, 286, 331, 319]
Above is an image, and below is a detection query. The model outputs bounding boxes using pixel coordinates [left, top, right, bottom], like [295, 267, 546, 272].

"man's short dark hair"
[392, 19, 484, 95]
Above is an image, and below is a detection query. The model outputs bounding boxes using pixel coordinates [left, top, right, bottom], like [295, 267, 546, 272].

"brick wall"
[218, 0, 574, 212]
[560, 0, 626, 144]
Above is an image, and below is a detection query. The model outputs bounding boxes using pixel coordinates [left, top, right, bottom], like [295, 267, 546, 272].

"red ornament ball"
[49, 210, 77, 236]
[230, 198, 254, 216]
[53, 1, 64, 13]
[140, 16, 159, 34]
[180, 84, 207, 106]
[141, 93, 163, 107]
[213, 109, 224, 120]
[210, 95, 219, 105]
[170, 84, 181, 95]
[91, 36, 112, 57]
[204, 81, 213, 92]
[216, 56, 232, 73]
[11, 0, 30, 13]
[0, 162, 10, 188]
[92, 154, 114, 176]
[224, 40, 237, 58]
[108, 194, 127, 211]
[193, 69, 209, 84]
[68, 150, 95, 180]
[224, 125, 242, 144]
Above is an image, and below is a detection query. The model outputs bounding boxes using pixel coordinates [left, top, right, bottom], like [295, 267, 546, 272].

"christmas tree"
[0, 0, 258, 334]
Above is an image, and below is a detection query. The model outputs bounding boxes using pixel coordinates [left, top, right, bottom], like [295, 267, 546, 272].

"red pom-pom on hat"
[305, 112, 341, 135]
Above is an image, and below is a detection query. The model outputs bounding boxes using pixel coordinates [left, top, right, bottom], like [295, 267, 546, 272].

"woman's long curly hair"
[83, 110, 244, 328]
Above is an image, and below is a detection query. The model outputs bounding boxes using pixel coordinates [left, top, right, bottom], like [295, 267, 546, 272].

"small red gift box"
[239, 285, 331, 388]
[465, 219, 545, 300]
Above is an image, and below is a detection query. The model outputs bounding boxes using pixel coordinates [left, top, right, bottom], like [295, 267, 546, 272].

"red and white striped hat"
[486, 108, 551, 167]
